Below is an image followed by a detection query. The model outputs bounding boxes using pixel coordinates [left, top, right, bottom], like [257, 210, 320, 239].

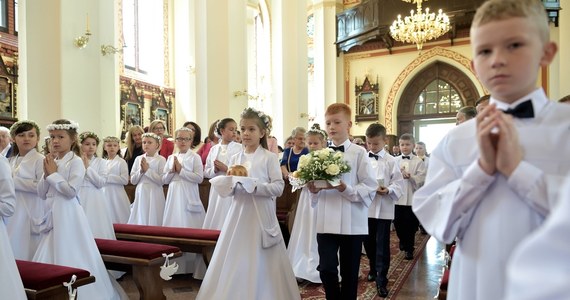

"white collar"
[490, 88, 548, 115]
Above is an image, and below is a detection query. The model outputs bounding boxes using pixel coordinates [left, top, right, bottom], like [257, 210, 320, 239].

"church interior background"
[0, 0, 568, 153]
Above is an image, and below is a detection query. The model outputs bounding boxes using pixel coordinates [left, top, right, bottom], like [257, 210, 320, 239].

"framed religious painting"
[119, 77, 145, 140]
[0, 53, 18, 127]
[0, 76, 14, 118]
[151, 88, 174, 135]
[355, 75, 379, 122]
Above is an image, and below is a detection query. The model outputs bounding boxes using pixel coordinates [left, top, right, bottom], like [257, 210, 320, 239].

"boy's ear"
[540, 42, 558, 67]
[347, 120, 352, 129]
[470, 60, 478, 78]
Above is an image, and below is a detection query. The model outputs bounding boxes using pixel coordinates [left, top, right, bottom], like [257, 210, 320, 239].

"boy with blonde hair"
[308, 103, 377, 300]
[412, 0, 570, 299]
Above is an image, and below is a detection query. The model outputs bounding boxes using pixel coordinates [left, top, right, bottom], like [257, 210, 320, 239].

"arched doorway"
[396, 61, 479, 149]
[397, 61, 479, 134]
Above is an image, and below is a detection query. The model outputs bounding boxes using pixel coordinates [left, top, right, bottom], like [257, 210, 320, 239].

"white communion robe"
[196, 146, 300, 300]
[103, 156, 131, 223]
[6, 149, 45, 260]
[412, 89, 570, 300]
[128, 153, 166, 226]
[162, 151, 205, 273]
[0, 156, 27, 300]
[286, 187, 321, 283]
[33, 151, 125, 300]
[78, 156, 116, 239]
[504, 175, 570, 300]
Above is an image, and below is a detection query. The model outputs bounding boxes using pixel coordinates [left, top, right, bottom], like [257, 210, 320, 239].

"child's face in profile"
[325, 112, 351, 144]
[366, 136, 385, 154]
[470, 17, 556, 103]
[306, 135, 325, 152]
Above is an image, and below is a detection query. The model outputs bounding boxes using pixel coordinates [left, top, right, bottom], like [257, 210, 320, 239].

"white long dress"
[79, 157, 116, 239]
[6, 149, 45, 260]
[103, 156, 131, 223]
[196, 146, 300, 300]
[286, 187, 321, 283]
[412, 89, 570, 300]
[33, 151, 125, 300]
[194, 142, 242, 279]
[202, 141, 243, 229]
[128, 153, 166, 226]
[0, 156, 27, 300]
[162, 151, 205, 273]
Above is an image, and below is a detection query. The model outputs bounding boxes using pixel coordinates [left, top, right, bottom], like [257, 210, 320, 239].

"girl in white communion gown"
[33, 119, 126, 300]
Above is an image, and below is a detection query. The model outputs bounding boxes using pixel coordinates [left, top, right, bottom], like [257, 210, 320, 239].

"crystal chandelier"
[390, 0, 450, 50]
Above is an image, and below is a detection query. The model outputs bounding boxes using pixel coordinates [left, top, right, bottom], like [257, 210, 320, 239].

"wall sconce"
[74, 14, 91, 49]
[233, 90, 259, 101]
[300, 113, 309, 118]
[101, 44, 125, 56]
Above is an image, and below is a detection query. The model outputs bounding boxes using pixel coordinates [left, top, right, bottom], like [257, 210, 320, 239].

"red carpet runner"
[299, 231, 430, 299]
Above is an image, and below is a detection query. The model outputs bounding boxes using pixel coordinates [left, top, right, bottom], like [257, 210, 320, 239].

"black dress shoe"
[405, 251, 414, 260]
[367, 271, 376, 282]
[377, 285, 389, 297]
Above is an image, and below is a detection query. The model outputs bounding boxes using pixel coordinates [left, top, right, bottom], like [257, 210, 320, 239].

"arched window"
[251, 2, 271, 111]
[414, 79, 462, 115]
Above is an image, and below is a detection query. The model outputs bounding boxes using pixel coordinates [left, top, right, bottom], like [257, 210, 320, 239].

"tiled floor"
[118, 236, 445, 299]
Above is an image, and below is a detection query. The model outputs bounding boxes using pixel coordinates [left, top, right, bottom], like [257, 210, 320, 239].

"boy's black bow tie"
[402, 155, 411, 159]
[503, 100, 534, 118]
[329, 145, 344, 152]
[369, 153, 379, 160]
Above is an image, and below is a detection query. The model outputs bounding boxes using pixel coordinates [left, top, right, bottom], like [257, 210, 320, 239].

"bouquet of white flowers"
[289, 148, 351, 191]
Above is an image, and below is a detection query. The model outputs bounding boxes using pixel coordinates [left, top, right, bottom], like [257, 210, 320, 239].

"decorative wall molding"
[384, 47, 480, 134]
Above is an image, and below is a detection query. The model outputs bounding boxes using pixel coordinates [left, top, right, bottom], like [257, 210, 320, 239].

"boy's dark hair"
[559, 95, 570, 103]
[399, 133, 415, 144]
[365, 123, 386, 138]
[475, 95, 491, 107]
[459, 106, 477, 119]
[183, 121, 202, 148]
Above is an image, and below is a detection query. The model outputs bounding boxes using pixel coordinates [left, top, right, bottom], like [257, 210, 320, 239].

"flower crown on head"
[241, 107, 272, 132]
[46, 121, 80, 132]
[307, 128, 328, 140]
[214, 119, 222, 139]
[79, 131, 100, 144]
[142, 132, 161, 143]
[103, 136, 120, 143]
[10, 120, 41, 137]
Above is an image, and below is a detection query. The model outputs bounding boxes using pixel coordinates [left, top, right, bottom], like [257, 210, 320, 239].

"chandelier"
[390, 0, 450, 50]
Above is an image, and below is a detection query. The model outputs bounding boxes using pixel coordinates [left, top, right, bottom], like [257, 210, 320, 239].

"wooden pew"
[16, 260, 95, 300]
[95, 238, 182, 300]
[113, 224, 220, 266]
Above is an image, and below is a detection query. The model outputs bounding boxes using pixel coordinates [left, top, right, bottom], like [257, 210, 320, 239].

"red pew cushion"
[113, 223, 220, 241]
[95, 238, 180, 260]
[16, 260, 90, 291]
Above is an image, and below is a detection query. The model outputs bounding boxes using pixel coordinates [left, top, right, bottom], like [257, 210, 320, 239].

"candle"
[86, 14, 90, 32]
